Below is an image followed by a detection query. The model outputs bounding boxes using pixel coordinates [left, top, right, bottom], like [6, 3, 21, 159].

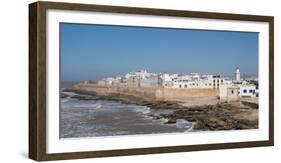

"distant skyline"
[60, 23, 258, 82]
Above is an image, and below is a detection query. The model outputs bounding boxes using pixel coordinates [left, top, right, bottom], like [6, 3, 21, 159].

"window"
[213, 80, 215, 83]
[231, 90, 234, 94]
[253, 90, 255, 94]
[243, 89, 247, 93]
[221, 80, 223, 83]
[249, 90, 253, 93]
[184, 84, 187, 88]
[179, 85, 182, 88]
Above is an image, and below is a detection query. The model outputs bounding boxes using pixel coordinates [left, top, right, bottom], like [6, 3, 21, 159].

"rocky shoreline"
[165, 103, 258, 130]
[63, 88, 258, 131]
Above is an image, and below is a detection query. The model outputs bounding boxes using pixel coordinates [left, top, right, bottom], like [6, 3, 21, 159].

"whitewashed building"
[169, 74, 225, 89]
[239, 85, 258, 97]
[158, 72, 226, 89]
[125, 70, 156, 79]
[140, 75, 159, 88]
[235, 67, 241, 81]
[95, 68, 259, 98]
[159, 73, 174, 88]
[219, 68, 259, 100]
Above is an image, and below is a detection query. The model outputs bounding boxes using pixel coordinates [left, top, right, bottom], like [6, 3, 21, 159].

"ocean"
[60, 90, 193, 138]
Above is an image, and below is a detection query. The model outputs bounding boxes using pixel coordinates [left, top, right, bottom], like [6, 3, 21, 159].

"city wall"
[73, 83, 219, 102]
[155, 87, 219, 101]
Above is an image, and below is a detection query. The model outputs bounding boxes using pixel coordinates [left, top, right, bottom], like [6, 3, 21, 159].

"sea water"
[60, 90, 192, 138]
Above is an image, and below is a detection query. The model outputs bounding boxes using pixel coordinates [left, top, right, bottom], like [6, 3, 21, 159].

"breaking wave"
[61, 96, 71, 103]
[73, 103, 102, 110]
[133, 106, 151, 114]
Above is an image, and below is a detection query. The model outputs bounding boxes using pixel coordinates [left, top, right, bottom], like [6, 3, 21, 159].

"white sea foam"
[61, 96, 71, 103]
[156, 117, 169, 124]
[176, 119, 193, 129]
[63, 91, 78, 96]
[73, 103, 102, 110]
[133, 106, 151, 114]
[184, 123, 194, 132]
[61, 92, 189, 138]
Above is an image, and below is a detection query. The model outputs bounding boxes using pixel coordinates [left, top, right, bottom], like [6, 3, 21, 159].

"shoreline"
[63, 88, 258, 131]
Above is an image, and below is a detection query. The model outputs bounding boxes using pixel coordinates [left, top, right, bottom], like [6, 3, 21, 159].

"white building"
[169, 74, 224, 89]
[239, 85, 258, 97]
[124, 71, 226, 89]
[140, 75, 159, 88]
[235, 67, 241, 81]
[219, 68, 259, 100]
[190, 73, 200, 80]
[125, 70, 156, 79]
[96, 68, 258, 97]
[159, 73, 174, 87]
[211, 75, 225, 88]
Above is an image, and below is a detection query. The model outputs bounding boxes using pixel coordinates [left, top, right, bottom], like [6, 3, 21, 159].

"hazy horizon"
[60, 23, 258, 82]
[61, 72, 258, 83]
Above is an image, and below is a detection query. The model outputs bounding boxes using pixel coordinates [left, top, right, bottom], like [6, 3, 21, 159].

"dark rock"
[165, 119, 177, 124]
[166, 103, 258, 131]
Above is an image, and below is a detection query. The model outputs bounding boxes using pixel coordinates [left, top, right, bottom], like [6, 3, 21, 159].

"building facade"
[94, 68, 259, 102]
[239, 85, 258, 97]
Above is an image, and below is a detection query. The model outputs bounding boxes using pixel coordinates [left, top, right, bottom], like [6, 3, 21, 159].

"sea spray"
[60, 90, 192, 138]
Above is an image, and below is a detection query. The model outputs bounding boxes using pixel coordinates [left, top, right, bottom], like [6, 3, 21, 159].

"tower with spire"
[235, 67, 240, 81]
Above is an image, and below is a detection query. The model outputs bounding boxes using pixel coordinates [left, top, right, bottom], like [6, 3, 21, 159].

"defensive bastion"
[72, 83, 219, 104]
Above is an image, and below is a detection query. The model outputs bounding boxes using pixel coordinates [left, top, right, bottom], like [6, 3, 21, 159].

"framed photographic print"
[29, 1, 274, 161]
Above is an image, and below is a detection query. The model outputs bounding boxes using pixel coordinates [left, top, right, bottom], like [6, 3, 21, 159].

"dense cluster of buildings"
[94, 68, 258, 100]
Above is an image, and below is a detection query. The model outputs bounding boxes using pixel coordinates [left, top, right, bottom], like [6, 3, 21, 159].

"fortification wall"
[115, 86, 157, 100]
[156, 88, 219, 101]
[73, 83, 118, 96]
[72, 83, 219, 102]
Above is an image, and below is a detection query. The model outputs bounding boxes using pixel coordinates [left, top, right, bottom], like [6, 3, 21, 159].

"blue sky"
[60, 23, 258, 82]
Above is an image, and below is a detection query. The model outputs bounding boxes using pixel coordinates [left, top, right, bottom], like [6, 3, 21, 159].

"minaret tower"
[235, 67, 240, 81]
